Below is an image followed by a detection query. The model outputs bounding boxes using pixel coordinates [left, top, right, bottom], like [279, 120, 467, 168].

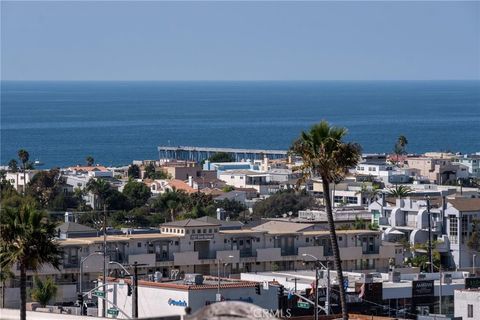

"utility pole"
[426, 197, 433, 273]
[133, 261, 139, 319]
[102, 203, 107, 318]
[314, 263, 319, 320]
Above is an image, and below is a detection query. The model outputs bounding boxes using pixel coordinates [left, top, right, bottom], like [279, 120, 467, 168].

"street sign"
[107, 308, 119, 316]
[216, 293, 222, 302]
[93, 290, 105, 298]
[297, 302, 310, 309]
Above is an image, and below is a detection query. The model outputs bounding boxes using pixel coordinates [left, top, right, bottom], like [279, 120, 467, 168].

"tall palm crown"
[291, 120, 361, 320]
[17, 149, 30, 167]
[86, 178, 111, 209]
[387, 184, 413, 199]
[0, 204, 61, 320]
[292, 121, 361, 184]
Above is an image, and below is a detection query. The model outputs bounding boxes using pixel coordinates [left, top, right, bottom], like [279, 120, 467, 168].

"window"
[468, 304, 473, 318]
[137, 242, 142, 248]
[209, 229, 212, 233]
[192, 229, 195, 234]
[449, 216, 458, 244]
[203, 229, 207, 233]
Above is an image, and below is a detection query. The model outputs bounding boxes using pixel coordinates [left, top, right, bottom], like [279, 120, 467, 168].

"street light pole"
[216, 255, 234, 301]
[427, 262, 442, 314]
[302, 253, 330, 316]
[79, 251, 103, 315]
[426, 197, 433, 273]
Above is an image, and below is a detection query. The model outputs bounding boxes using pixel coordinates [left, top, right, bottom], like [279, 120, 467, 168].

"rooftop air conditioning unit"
[184, 273, 204, 285]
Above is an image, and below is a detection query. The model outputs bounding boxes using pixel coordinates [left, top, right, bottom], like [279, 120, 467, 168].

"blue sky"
[1, 1, 479, 80]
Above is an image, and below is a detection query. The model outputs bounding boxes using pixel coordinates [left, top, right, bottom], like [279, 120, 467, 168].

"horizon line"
[2, 79, 480, 82]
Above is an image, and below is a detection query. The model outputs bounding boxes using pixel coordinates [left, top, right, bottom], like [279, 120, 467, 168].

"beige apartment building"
[4, 218, 399, 306]
[406, 157, 459, 184]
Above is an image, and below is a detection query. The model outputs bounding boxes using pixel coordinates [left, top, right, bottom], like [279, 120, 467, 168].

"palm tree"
[8, 159, 18, 173]
[355, 183, 381, 207]
[85, 156, 94, 167]
[31, 276, 58, 307]
[291, 120, 361, 320]
[86, 178, 111, 210]
[393, 135, 408, 166]
[0, 204, 61, 320]
[17, 149, 30, 195]
[387, 185, 413, 199]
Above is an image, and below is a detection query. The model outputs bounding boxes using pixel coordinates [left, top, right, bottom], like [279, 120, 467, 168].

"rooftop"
[162, 218, 220, 228]
[448, 198, 480, 212]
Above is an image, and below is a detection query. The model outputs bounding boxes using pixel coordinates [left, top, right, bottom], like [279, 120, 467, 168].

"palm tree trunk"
[322, 178, 348, 320]
[20, 264, 27, 320]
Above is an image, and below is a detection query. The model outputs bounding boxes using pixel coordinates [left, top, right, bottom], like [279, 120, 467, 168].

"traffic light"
[255, 284, 261, 295]
[77, 292, 85, 315]
[127, 284, 132, 296]
[278, 285, 284, 297]
[77, 292, 83, 306]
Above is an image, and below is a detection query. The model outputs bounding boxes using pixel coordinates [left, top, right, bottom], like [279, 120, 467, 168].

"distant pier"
[157, 146, 288, 162]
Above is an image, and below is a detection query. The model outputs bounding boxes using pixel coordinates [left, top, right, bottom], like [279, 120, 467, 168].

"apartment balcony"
[256, 248, 281, 262]
[216, 250, 240, 263]
[128, 253, 156, 267]
[174, 251, 200, 265]
[298, 246, 325, 261]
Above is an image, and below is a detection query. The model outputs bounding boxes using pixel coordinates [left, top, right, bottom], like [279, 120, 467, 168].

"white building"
[98, 276, 280, 318]
[454, 289, 479, 319]
[5, 171, 37, 192]
[453, 154, 480, 178]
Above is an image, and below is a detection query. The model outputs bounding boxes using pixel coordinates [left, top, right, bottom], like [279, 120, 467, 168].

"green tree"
[393, 135, 408, 165]
[291, 120, 361, 320]
[85, 156, 94, 166]
[208, 152, 235, 163]
[8, 159, 18, 173]
[387, 185, 413, 199]
[122, 180, 152, 208]
[17, 149, 30, 195]
[252, 190, 314, 218]
[152, 188, 188, 221]
[127, 164, 141, 179]
[355, 183, 381, 207]
[222, 185, 235, 192]
[31, 276, 58, 307]
[144, 163, 169, 179]
[0, 203, 61, 320]
[26, 169, 64, 208]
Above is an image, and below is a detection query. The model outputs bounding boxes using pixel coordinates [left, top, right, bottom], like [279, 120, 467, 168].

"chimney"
[188, 175, 193, 187]
[216, 208, 225, 220]
[64, 212, 74, 223]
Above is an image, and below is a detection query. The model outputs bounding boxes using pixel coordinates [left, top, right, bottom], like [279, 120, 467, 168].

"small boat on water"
[34, 160, 44, 166]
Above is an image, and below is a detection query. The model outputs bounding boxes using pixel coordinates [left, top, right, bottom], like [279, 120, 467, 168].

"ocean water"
[1, 81, 479, 168]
